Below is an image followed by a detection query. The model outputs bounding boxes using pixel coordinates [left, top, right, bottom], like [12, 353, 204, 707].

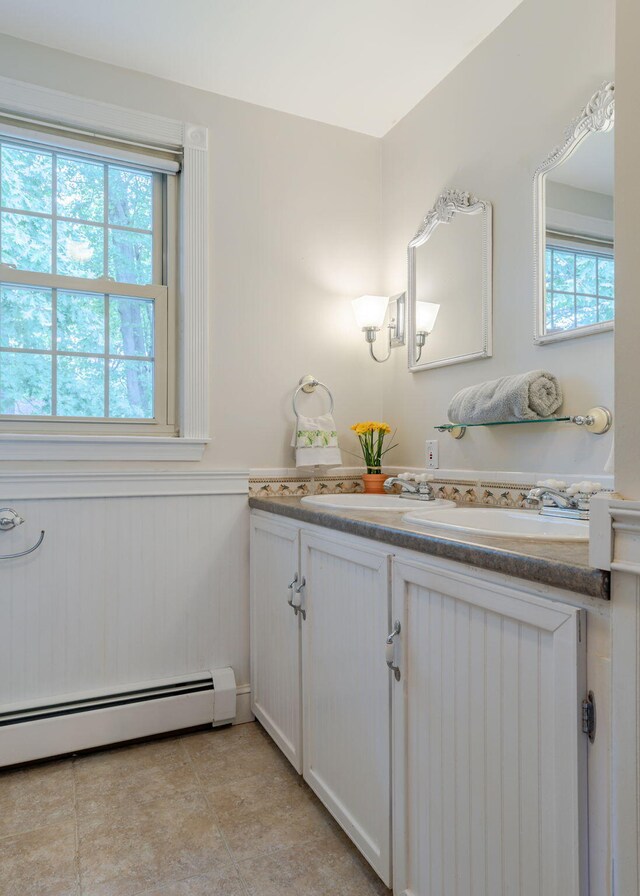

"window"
[545, 238, 614, 334]
[0, 133, 175, 431]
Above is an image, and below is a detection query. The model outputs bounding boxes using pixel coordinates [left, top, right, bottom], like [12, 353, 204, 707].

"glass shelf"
[435, 416, 573, 431]
[434, 407, 612, 439]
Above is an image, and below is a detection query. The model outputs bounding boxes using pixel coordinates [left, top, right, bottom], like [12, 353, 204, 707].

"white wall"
[0, 35, 385, 715]
[609, 10, 640, 887]
[614, 0, 640, 500]
[0, 33, 384, 472]
[380, 0, 615, 476]
[546, 182, 613, 223]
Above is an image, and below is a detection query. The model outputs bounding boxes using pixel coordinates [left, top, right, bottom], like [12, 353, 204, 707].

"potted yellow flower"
[351, 421, 398, 493]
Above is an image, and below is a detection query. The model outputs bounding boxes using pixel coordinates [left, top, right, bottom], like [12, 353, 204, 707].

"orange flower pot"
[362, 473, 387, 494]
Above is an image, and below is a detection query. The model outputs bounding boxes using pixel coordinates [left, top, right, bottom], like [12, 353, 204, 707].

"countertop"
[248, 496, 610, 600]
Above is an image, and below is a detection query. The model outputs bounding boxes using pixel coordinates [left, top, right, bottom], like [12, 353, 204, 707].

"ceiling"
[0, 0, 524, 137]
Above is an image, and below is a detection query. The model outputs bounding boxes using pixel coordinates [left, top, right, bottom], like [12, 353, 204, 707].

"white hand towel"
[291, 413, 342, 468]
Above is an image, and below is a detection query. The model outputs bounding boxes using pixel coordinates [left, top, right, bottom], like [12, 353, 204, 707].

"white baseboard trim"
[0, 470, 249, 500]
[234, 685, 254, 725]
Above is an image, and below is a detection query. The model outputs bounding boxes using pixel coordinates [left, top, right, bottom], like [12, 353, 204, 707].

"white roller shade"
[0, 116, 181, 174]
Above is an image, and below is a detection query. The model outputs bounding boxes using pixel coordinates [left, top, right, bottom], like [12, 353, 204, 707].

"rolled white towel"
[537, 479, 567, 490]
[448, 370, 563, 425]
[566, 481, 602, 496]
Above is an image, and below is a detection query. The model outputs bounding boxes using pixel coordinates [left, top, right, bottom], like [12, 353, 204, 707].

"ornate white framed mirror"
[533, 82, 614, 344]
[407, 189, 492, 372]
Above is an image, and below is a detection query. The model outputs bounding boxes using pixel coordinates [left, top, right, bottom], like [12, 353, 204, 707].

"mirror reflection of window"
[543, 129, 614, 336]
[544, 243, 613, 333]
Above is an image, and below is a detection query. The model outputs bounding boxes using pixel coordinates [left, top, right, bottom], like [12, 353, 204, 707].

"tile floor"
[0, 721, 391, 896]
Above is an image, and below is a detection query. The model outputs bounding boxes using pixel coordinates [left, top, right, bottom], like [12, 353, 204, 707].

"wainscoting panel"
[0, 474, 250, 712]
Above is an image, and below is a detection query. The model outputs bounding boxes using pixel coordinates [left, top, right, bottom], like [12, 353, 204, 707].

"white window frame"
[0, 76, 209, 461]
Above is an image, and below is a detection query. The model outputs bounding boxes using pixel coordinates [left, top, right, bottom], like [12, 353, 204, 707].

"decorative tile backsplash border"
[249, 468, 613, 508]
[248, 473, 536, 508]
[431, 480, 534, 509]
[248, 474, 364, 499]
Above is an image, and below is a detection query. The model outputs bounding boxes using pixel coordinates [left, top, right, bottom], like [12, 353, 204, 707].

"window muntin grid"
[0, 134, 171, 426]
[545, 242, 614, 334]
[0, 139, 157, 285]
[0, 283, 156, 420]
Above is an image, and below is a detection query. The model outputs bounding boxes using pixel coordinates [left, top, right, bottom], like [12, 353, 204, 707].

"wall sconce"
[352, 293, 405, 363]
[415, 301, 440, 362]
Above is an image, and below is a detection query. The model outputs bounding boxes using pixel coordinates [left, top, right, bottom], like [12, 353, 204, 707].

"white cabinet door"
[250, 512, 302, 772]
[300, 530, 392, 886]
[391, 556, 587, 896]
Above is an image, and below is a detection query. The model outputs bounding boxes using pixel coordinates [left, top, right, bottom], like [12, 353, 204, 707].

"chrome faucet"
[525, 486, 589, 520]
[526, 487, 577, 509]
[384, 476, 436, 501]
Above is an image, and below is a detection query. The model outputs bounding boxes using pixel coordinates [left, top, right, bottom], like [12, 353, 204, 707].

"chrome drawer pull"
[287, 574, 299, 612]
[386, 620, 401, 681]
[293, 577, 306, 620]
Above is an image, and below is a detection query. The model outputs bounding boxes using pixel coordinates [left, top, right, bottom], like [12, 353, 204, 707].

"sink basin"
[301, 494, 456, 511]
[402, 506, 589, 541]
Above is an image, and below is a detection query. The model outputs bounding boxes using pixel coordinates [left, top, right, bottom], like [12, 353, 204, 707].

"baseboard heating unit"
[0, 667, 237, 767]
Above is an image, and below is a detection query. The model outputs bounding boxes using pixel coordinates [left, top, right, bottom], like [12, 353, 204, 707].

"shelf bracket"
[569, 407, 612, 435]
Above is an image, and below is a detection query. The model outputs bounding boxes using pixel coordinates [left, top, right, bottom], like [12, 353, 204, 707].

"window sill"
[534, 320, 614, 344]
[0, 433, 209, 462]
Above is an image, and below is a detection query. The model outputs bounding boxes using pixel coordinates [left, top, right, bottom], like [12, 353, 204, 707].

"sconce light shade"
[352, 295, 389, 330]
[416, 301, 440, 333]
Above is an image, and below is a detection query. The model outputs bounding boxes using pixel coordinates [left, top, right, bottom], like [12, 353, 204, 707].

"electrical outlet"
[425, 439, 439, 469]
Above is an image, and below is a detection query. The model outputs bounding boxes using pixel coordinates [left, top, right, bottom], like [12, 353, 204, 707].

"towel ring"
[292, 375, 334, 416]
[0, 530, 45, 560]
[0, 507, 45, 560]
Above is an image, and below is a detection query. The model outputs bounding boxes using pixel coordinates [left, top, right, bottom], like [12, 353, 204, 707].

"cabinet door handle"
[293, 577, 306, 620]
[386, 620, 401, 681]
[287, 574, 299, 613]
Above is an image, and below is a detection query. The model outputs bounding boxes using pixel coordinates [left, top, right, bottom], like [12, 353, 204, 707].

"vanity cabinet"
[250, 509, 590, 895]
[250, 513, 392, 884]
[390, 554, 587, 896]
[250, 513, 303, 771]
[300, 529, 391, 880]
